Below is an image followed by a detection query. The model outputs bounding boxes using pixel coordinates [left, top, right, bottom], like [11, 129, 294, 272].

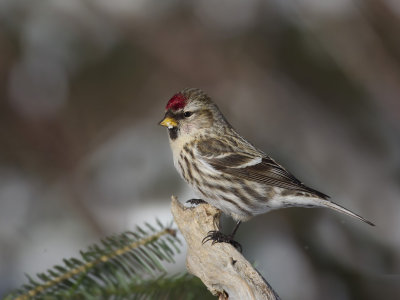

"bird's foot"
[186, 198, 207, 206]
[202, 230, 242, 252]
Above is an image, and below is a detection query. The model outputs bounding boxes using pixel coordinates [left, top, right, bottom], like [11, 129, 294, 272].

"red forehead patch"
[166, 93, 187, 111]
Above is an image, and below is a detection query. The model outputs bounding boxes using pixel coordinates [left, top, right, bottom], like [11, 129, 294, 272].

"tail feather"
[322, 200, 375, 226]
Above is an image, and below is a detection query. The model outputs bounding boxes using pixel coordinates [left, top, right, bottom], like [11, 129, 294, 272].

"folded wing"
[196, 138, 329, 199]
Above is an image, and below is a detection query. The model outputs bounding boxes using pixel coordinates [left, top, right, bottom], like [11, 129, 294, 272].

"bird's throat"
[168, 127, 178, 140]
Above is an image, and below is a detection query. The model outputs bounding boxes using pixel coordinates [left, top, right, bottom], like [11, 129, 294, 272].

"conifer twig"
[10, 223, 180, 300]
[171, 196, 280, 300]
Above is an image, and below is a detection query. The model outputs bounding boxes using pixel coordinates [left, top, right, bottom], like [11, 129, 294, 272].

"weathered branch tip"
[171, 196, 280, 300]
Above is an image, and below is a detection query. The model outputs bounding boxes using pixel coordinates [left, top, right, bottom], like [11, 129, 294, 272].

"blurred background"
[1, 0, 400, 299]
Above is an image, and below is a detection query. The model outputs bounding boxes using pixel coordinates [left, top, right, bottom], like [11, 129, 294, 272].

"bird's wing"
[195, 138, 329, 199]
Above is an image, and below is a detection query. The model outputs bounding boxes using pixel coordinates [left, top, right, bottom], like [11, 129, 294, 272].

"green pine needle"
[5, 220, 213, 300]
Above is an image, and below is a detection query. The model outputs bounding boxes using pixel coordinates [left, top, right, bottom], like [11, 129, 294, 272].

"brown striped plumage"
[160, 88, 375, 228]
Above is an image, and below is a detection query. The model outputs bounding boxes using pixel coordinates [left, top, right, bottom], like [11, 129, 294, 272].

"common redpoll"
[159, 88, 374, 248]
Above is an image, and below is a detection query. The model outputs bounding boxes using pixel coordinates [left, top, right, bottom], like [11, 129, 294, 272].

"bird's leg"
[186, 198, 207, 206]
[230, 221, 242, 238]
[202, 221, 242, 252]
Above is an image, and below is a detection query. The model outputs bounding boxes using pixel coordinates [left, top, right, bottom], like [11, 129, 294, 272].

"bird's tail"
[320, 200, 375, 226]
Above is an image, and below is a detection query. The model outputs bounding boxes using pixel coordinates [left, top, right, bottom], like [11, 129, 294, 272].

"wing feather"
[196, 138, 329, 199]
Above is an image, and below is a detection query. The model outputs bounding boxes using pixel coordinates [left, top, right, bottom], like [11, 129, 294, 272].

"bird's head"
[159, 88, 224, 140]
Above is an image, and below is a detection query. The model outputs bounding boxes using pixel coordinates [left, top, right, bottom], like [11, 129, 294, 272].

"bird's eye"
[184, 111, 193, 118]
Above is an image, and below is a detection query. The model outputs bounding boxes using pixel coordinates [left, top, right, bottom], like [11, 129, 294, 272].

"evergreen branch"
[7, 222, 182, 300]
[58, 273, 215, 300]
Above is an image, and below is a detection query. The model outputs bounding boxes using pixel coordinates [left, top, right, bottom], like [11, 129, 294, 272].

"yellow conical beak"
[159, 117, 178, 129]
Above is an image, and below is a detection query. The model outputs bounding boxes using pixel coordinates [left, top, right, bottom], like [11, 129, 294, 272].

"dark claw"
[202, 230, 242, 252]
[202, 230, 218, 244]
[186, 198, 207, 206]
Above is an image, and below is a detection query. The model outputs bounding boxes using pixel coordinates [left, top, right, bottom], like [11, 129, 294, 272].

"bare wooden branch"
[171, 196, 280, 300]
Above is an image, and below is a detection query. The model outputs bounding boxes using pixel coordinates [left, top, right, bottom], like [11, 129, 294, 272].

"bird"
[159, 88, 374, 249]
